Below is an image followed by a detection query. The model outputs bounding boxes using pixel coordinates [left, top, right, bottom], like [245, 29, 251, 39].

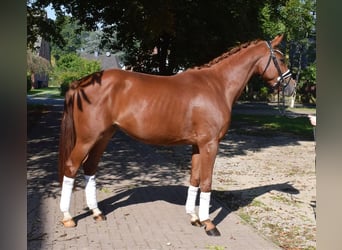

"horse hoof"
[191, 219, 203, 227]
[93, 213, 106, 221]
[205, 227, 221, 236]
[201, 219, 221, 236]
[61, 219, 76, 228]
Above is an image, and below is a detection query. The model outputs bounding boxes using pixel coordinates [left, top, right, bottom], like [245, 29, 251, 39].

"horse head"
[258, 34, 297, 96]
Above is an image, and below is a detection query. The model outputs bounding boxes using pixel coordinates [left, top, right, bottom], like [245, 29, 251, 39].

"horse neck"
[212, 43, 265, 104]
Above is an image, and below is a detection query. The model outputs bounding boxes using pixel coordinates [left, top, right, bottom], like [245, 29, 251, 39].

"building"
[79, 50, 123, 70]
[33, 37, 51, 88]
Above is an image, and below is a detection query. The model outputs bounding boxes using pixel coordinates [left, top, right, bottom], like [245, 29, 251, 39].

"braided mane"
[70, 71, 104, 90]
[194, 39, 261, 70]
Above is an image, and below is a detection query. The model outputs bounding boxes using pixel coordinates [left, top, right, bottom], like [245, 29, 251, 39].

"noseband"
[261, 41, 292, 90]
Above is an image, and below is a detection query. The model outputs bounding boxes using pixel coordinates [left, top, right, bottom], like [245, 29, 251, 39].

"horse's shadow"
[73, 182, 299, 226]
[211, 182, 299, 225]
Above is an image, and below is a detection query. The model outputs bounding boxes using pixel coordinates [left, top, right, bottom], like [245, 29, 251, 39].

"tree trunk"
[157, 34, 172, 75]
[289, 95, 295, 108]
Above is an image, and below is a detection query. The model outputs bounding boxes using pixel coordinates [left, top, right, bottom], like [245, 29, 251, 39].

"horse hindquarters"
[82, 127, 116, 175]
[59, 93, 114, 226]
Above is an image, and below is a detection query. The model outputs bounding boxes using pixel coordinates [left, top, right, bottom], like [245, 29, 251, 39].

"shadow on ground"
[72, 183, 299, 227]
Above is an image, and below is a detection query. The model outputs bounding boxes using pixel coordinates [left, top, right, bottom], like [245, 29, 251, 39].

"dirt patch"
[212, 121, 316, 249]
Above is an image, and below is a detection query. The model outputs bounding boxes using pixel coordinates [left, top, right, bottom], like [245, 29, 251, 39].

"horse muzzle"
[282, 77, 297, 96]
[273, 70, 297, 96]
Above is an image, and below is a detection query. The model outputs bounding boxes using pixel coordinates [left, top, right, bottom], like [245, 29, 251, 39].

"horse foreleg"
[84, 175, 106, 221]
[185, 145, 201, 226]
[185, 185, 200, 226]
[198, 140, 221, 236]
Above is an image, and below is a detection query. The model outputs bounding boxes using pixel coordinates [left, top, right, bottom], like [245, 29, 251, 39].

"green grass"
[28, 87, 63, 98]
[206, 245, 225, 250]
[237, 211, 252, 224]
[231, 114, 314, 139]
[250, 199, 267, 208]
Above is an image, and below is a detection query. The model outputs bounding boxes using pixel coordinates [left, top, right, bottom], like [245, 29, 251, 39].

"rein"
[261, 41, 294, 115]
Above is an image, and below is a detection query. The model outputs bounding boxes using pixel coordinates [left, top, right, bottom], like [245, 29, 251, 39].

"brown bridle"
[261, 41, 293, 89]
[261, 40, 295, 114]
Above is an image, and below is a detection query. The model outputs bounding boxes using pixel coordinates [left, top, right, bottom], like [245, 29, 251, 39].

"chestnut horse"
[58, 35, 296, 236]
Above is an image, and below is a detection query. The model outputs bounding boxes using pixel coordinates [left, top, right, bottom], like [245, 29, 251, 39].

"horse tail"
[58, 88, 76, 185]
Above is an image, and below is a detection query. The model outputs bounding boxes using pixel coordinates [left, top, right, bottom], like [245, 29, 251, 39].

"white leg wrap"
[63, 212, 73, 221]
[185, 185, 199, 215]
[60, 176, 75, 213]
[84, 175, 98, 210]
[92, 207, 102, 216]
[199, 192, 211, 222]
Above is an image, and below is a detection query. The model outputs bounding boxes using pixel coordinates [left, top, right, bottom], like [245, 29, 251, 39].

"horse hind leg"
[82, 128, 115, 222]
[60, 127, 114, 227]
[60, 141, 95, 227]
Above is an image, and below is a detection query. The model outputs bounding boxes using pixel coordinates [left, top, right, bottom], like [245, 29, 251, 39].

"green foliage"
[296, 62, 316, 103]
[27, 4, 65, 50]
[55, 54, 101, 73]
[50, 16, 83, 58]
[51, 53, 101, 96]
[27, 75, 32, 92]
[259, 0, 316, 104]
[279, 0, 316, 42]
[27, 49, 52, 75]
[259, 3, 286, 36]
[31, 0, 286, 75]
[50, 16, 105, 59]
[259, 87, 269, 101]
[231, 114, 314, 139]
[300, 62, 316, 84]
[29, 1, 316, 104]
[260, 0, 316, 41]
[58, 72, 81, 96]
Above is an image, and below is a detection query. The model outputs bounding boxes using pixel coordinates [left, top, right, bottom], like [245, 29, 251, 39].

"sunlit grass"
[27, 87, 62, 98]
[231, 114, 315, 139]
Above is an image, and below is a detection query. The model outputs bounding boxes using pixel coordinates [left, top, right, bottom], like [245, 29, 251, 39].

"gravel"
[211, 108, 316, 249]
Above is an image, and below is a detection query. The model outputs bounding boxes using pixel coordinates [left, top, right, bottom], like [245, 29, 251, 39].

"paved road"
[27, 97, 282, 249]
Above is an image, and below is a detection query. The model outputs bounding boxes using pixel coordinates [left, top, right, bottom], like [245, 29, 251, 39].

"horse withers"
[58, 34, 296, 236]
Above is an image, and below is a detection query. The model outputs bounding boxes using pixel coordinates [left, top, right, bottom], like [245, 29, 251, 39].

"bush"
[51, 53, 101, 96]
[259, 86, 269, 101]
[59, 72, 80, 96]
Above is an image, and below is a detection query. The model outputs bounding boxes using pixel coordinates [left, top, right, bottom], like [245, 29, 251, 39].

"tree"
[50, 15, 84, 59]
[28, 1, 316, 104]
[27, 1, 65, 50]
[27, 49, 51, 90]
[30, 0, 286, 75]
[260, 0, 316, 105]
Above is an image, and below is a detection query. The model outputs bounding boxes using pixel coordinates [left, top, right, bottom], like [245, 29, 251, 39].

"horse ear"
[270, 34, 284, 47]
